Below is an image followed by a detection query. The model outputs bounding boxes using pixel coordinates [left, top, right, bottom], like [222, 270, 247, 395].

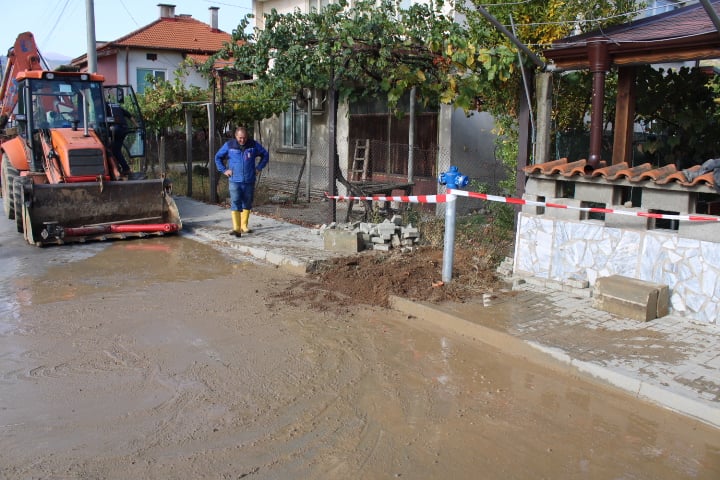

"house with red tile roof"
[71, 4, 232, 93]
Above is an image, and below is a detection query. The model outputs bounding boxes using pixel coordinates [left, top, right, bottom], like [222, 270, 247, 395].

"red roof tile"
[605, 163, 653, 181]
[523, 158, 568, 175]
[559, 159, 592, 177]
[631, 163, 677, 182]
[656, 165, 692, 185]
[590, 162, 627, 178]
[525, 160, 717, 191]
[102, 16, 231, 54]
[681, 165, 716, 187]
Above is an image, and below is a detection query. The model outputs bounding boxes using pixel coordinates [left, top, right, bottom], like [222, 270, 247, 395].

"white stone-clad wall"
[514, 214, 720, 324]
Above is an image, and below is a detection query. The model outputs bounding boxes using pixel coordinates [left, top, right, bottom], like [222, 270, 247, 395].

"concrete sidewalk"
[175, 195, 720, 430]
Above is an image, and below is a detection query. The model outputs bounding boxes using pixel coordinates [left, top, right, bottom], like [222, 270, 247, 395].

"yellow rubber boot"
[230, 210, 242, 237]
[240, 209, 252, 233]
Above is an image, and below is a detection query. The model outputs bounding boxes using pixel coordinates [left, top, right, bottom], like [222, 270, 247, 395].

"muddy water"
[0, 236, 719, 479]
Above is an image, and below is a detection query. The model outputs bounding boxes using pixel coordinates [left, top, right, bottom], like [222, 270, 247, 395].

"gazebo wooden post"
[587, 38, 610, 169]
[612, 66, 637, 166]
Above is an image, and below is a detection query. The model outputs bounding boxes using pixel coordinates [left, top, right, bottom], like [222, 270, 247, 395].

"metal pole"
[408, 86, 416, 182]
[306, 99, 312, 202]
[208, 78, 218, 204]
[185, 107, 193, 197]
[699, 0, 720, 35]
[208, 102, 217, 204]
[327, 80, 337, 224]
[86, 0, 98, 73]
[441, 193, 457, 283]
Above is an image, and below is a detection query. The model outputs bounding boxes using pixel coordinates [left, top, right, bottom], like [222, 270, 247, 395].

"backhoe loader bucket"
[18, 178, 182, 246]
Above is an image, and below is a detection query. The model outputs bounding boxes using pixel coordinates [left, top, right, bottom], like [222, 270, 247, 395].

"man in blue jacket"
[215, 126, 269, 237]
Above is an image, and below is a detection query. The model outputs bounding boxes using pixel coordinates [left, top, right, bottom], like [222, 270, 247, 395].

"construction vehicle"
[0, 32, 181, 246]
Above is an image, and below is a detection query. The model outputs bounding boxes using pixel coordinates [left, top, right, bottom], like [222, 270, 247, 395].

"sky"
[0, 0, 253, 60]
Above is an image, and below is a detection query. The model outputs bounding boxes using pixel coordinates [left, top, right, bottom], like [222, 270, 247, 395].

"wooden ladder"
[350, 139, 370, 181]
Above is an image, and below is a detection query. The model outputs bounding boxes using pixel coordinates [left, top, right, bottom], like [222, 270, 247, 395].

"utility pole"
[86, 0, 98, 73]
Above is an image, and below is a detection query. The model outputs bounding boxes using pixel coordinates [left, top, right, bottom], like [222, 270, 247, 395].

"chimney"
[209, 7, 219, 30]
[158, 3, 176, 19]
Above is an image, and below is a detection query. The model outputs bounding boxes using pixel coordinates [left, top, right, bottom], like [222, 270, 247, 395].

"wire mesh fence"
[151, 131, 508, 204]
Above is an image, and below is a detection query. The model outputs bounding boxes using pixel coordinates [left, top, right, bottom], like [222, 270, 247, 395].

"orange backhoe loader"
[0, 32, 181, 245]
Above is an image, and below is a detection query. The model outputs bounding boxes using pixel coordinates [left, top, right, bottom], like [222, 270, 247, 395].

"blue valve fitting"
[438, 165, 469, 189]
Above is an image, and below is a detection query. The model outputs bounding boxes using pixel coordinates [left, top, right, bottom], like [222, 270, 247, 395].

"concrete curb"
[389, 295, 720, 430]
[183, 226, 313, 274]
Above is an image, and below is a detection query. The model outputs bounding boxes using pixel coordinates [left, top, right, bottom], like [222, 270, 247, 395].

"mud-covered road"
[1, 226, 719, 479]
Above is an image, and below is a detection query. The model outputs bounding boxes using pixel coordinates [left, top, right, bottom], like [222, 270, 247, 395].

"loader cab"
[103, 85, 146, 162]
[16, 71, 110, 172]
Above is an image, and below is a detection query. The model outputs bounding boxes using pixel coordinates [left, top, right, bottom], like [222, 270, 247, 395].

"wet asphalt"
[174, 195, 720, 430]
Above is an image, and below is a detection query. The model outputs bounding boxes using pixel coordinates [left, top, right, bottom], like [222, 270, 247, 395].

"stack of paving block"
[320, 215, 421, 253]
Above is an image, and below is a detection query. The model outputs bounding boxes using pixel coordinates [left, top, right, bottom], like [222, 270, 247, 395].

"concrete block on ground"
[377, 221, 398, 236]
[593, 275, 669, 321]
[322, 229, 364, 253]
[402, 226, 419, 238]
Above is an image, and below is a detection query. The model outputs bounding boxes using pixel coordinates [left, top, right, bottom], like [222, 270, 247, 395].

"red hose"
[62, 223, 180, 236]
[110, 223, 180, 233]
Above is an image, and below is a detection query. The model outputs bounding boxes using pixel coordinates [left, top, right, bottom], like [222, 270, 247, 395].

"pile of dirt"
[275, 244, 509, 311]
[257, 195, 514, 308]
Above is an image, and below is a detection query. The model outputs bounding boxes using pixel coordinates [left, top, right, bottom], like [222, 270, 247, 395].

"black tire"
[2, 153, 17, 220]
[13, 177, 24, 233]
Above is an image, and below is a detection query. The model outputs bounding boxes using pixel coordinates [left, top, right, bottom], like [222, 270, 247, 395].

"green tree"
[634, 65, 720, 167]
[138, 61, 208, 135]
[215, 0, 471, 195]
[215, 0, 638, 192]
[451, 0, 636, 190]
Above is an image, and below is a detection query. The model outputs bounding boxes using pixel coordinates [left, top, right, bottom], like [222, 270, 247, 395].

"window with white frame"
[136, 68, 166, 93]
[309, 0, 333, 11]
[282, 101, 307, 148]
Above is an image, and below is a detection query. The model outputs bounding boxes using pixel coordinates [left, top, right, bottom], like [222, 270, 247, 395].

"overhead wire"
[39, 0, 73, 51]
[202, 0, 254, 12]
[118, 0, 141, 29]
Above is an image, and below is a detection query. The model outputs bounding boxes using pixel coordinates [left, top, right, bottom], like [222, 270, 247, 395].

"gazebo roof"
[544, 0, 720, 71]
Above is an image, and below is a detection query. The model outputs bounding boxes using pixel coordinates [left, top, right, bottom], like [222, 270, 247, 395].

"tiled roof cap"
[524, 158, 717, 191]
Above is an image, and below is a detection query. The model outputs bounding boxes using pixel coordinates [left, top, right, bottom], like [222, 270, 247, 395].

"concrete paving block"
[593, 275, 668, 321]
[377, 221, 398, 236]
[391, 234, 401, 247]
[322, 229, 363, 252]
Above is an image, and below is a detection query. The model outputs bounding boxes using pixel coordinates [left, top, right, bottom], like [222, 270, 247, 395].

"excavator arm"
[0, 32, 47, 128]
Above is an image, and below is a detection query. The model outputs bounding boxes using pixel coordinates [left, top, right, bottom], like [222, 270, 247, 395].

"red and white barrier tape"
[326, 193, 448, 204]
[323, 190, 720, 222]
[447, 189, 720, 222]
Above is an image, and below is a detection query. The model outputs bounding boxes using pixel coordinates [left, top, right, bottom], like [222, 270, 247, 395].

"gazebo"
[542, 0, 720, 169]
[513, 0, 720, 324]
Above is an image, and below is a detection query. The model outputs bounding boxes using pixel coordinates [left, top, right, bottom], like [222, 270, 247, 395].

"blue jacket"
[214, 138, 269, 183]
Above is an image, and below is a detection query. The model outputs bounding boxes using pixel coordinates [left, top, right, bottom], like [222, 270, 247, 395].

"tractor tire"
[13, 176, 24, 233]
[2, 153, 18, 220]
